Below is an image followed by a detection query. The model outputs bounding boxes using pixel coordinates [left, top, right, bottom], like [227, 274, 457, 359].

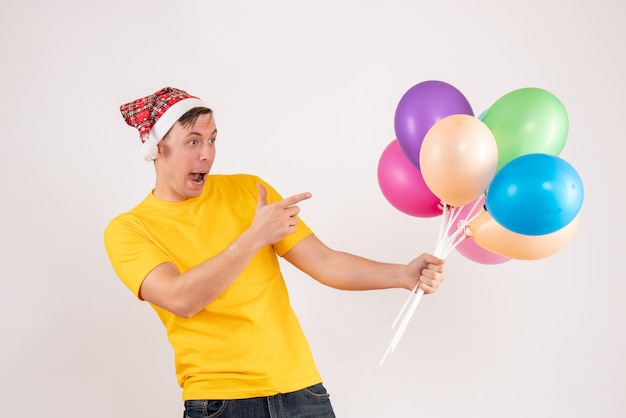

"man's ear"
[154, 141, 166, 159]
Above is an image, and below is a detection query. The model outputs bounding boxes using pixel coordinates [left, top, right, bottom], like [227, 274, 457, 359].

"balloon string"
[382, 227, 449, 365]
[446, 194, 484, 241]
[391, 283, 420, 329]
[388, 203, 453, 349]
[380, 288, 424, 365]
[436, 201, 458, 256]
[445, 205, 485, 256]
[434, 202, 449, 256]
[380, 196, 486, 365]
[446, 206, 463, 236]
[391, 288, 423, 352]
[441, 229, 467, 259]
[462, 194, 485, 225]
[439, 196, 485, 257]
[439, 226, 463, 257]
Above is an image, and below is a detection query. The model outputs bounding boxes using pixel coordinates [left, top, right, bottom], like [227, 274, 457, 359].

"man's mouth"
[189, 172, 207, 184]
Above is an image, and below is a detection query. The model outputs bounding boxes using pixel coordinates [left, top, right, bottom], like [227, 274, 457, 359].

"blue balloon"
[485, 154, 584, 235]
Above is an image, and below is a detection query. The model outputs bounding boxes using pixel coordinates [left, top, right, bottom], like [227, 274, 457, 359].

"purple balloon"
[394, 80, 474, 169]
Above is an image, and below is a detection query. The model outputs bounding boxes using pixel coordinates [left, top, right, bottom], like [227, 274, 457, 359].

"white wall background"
[1, 0, 624, 417]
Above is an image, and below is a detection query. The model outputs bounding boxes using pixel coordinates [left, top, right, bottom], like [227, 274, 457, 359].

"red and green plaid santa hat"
[120, 87, 208, 161]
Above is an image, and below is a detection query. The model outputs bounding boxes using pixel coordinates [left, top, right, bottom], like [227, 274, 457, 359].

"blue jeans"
[183, 383, 335, 417]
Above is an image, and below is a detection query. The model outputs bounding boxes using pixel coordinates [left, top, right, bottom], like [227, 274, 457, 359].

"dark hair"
[162, 107, 213, 140]
[178, 107, 213, 128]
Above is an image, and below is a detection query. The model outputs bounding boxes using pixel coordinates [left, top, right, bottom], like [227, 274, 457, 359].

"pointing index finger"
[282, 192, 312, 207]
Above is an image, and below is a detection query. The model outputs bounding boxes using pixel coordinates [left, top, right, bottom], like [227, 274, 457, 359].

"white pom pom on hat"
[139, 137, 158, 161]
[120, 87, 208, 161]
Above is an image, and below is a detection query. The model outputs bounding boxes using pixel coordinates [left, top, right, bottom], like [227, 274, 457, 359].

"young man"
[104, 87, 445, 418]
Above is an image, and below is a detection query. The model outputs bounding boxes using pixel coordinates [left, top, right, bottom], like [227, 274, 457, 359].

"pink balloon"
[455, 238, 510, 265]
[377, 140, 442, 218]
[447, 195, 510, 264]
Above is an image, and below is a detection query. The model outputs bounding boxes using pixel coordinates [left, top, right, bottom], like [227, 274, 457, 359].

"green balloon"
[482, 88, 569, 171]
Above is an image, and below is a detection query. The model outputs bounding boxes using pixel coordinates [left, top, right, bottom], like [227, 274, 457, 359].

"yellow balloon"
[467, 212, 580, 260]
[419, 114, 498, 207]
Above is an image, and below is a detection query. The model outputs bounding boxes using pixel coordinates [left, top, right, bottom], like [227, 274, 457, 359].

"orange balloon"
[419, 114, 498, 207]
[467, 212, 580, 260]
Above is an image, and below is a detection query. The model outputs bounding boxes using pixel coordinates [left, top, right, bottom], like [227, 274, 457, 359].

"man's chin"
[184, 182, 205, 198]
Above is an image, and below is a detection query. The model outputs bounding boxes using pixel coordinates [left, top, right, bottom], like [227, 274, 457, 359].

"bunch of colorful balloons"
[379, 80, 584, 364]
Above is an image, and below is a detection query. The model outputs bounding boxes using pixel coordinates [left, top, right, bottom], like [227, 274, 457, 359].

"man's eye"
[209, 138, 216, 144]
[189, 139, 198, 145]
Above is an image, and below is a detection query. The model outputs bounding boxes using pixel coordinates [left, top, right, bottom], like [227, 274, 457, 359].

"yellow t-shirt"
[104, 174, 321, 400]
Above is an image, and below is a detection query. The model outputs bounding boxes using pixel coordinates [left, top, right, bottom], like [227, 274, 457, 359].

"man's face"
[153, 112, 217, 202]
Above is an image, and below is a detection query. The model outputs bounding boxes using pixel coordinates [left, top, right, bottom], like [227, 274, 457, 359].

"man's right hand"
[249, 183, 312, 247]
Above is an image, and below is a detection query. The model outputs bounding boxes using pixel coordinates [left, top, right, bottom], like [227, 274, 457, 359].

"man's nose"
[199, 143, 213, 160]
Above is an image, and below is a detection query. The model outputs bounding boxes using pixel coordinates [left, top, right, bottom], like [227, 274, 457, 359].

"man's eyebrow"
[187, 129, 218, 137]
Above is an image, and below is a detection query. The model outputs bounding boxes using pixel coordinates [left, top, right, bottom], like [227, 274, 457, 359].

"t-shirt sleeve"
[103, 214, 172, 299]
[255, 177, 314, 257]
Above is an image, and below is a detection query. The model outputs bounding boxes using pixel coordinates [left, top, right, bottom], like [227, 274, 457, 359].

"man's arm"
[282, 234, 445, 294]
[139, 184, 312, 318]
